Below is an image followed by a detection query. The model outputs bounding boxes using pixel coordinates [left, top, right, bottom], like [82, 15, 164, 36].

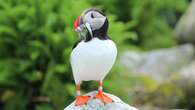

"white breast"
[70, 38, 117, 84]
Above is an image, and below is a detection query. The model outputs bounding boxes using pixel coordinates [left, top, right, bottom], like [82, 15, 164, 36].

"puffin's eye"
[91, 13, 94, 18]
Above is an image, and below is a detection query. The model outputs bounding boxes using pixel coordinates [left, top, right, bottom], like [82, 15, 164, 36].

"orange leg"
[95, 81, 113, 104]
[75, 84, 90, 106]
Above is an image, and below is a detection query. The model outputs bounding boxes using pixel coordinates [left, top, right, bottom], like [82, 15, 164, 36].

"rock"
[64, 91, 138, 110]
[179, 61, 195, 81]
[120, 44, 195, 81]
[175, 0, 195, 43]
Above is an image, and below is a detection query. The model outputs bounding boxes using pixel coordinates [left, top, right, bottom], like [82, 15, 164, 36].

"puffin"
[71, 8, 117, 106]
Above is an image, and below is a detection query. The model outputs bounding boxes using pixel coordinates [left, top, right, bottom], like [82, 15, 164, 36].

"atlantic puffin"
[71, 8, 117, 106]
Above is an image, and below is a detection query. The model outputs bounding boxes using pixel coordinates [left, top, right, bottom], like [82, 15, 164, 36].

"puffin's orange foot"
[95, 91, 113, 104]
[75, 96, 90, 106]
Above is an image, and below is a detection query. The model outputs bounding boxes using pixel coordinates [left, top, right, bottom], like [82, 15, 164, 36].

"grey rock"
[175, 0, 195, 43]
[120, 44, 195, 81]
[64, 91, 138, 110]
[179, 61, 195, 81]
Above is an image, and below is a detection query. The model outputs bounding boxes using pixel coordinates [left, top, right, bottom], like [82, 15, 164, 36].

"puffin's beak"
[73, 16, 80, 31]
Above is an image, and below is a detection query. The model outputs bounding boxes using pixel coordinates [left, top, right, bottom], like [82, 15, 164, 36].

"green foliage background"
[0, 0, 192, 110]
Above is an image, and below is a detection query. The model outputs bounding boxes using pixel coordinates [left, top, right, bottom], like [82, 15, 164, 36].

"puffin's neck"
[84, 31, 109, 42]
[73, 34, 110, 49]
[93, 31, 109, 39]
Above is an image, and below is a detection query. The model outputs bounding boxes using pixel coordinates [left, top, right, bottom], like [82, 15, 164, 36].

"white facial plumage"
[82, 11, 106, 31]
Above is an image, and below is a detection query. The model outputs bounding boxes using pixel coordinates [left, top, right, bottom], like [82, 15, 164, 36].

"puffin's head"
[73, 8, 109, 42]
